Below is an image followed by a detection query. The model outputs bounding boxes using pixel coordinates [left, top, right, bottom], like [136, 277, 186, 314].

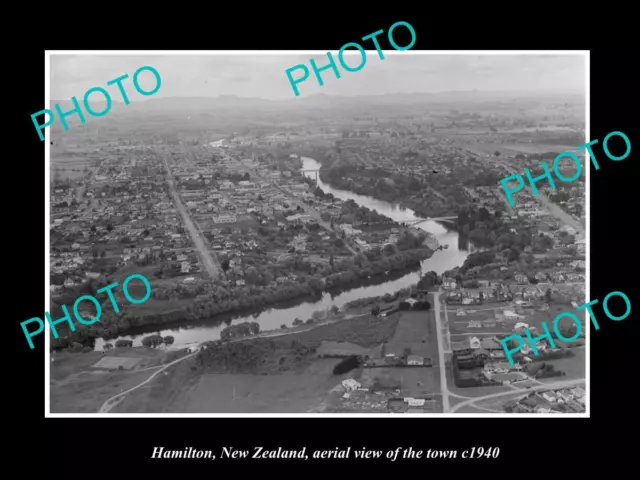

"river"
[94, 156, 478, 350]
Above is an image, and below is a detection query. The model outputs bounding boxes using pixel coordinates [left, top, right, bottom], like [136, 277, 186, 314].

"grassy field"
[163, 359, 339, 413]
[541, 347, 586, 380]
[111, 313, 402, 413]
[49, 347, 179, 413]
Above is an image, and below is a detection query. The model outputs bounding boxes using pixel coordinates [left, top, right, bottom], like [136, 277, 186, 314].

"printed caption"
[151, 446, 500, 461]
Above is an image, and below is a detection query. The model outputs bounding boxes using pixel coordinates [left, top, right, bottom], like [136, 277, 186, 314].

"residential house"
[407, 355, 424, 366]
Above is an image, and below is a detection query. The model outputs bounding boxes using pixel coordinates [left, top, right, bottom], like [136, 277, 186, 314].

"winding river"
[94, 157, 477, 350]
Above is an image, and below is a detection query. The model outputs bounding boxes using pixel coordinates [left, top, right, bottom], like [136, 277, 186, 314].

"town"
[48, 54, 586, 415]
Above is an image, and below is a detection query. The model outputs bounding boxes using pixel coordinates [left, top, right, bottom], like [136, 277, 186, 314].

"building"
[407, 355, 424, 366]
[213, 214, 237, 224]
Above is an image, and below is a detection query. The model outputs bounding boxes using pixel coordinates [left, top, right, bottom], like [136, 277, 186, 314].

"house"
[407, 355, 424, 366]
[484, 361, 511, 374]
[213, 214, 237, 224]
[469, 336, 481, 349]
[342, 379, 360, 391]
[467, 320, 482, 328]
[535, 272, 548, 282]
[504, 310, 522, 321]
[540, 391, 557, 403]
[181, 261, 191, 273]
[515, 274, 529, 285]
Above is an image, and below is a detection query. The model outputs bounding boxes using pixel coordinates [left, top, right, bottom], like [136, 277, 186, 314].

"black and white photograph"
[46, 52, 588, 416]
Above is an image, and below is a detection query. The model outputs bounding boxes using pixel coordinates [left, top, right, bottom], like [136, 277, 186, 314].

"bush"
[69, 342, 84, 353]
[333, 355, 361, 375]
[115, 339, 133, 348]
[292, 318, 303, 326]
[280, 324, 287, 329]
[220, 322, 260, 341]
[141, 335, 164, 348]
[103, 343, 113, 351]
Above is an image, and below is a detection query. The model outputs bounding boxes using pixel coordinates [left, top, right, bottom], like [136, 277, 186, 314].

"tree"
[417, 271, 440, 292]
[103, 343, 113, 351]
[281, 324, 287, 329]
[115, 339, 133, 348]
[545, 288, 552, 303]
[141, 334, 164, 348]
[494, 151, 501, 157]
[371, 305, 381, 316]
[163, 336, 175, 345]
[100, 250, 106, 258]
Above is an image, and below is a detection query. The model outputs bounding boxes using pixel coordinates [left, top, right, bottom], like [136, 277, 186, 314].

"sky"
[50, 53, 586, 101]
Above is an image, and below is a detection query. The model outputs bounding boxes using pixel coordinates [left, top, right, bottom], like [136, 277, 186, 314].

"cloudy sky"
[50, 53, 586, 101]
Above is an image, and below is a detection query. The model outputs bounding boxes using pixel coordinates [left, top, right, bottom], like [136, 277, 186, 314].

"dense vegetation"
[49, 245, 432, 349]
[220, 322, 260, 341]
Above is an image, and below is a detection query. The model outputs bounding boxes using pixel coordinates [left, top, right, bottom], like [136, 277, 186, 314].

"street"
[433, 291, 451, 412]
[161, 155, 221, 279]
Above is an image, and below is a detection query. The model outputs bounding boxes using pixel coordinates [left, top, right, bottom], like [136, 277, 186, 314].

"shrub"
[141, 335, 164, 348]
[333, 355, 362, 375]
[69, 342, 84, 353]
[115, 339, 133, 348]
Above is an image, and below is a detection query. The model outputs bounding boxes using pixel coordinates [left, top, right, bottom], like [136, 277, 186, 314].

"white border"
[45, 50, 589, 418]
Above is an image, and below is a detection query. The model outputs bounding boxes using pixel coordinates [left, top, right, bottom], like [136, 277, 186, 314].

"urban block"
[285, 21, 417, 97]
[31, 65, 162, 141]
[500, 290, 631, 366]
[499, 130, 631, 208]
[21, 273, 152, 349]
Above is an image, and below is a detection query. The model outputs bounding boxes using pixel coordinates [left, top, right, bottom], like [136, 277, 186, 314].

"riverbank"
[108, 313, 400, 413]
[58, 157, 476, 352]
[317, 166, 457, 219]
[51, 246, 434, 351]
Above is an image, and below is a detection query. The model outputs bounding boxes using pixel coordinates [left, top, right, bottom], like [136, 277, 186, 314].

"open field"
[541, 347, 586, 380]
[49, 347, 186, 413]
[165, 359, 339, 413]
[107, 314, 402, 413]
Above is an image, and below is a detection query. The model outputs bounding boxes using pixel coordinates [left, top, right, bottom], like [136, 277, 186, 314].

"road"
[433, 291, 451, 412]
[97, 314, 367, 413]
[98, 348, 201, 413]
[161, 155, 221, 279]
[450, 378, 586, 413]
[494, 158, 584, 235]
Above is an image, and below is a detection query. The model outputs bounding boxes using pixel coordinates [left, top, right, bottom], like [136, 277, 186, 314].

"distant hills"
[49, 90, 585, 115]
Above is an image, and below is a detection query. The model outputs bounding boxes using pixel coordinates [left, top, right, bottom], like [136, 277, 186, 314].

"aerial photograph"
[48, 53, 587, 414]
